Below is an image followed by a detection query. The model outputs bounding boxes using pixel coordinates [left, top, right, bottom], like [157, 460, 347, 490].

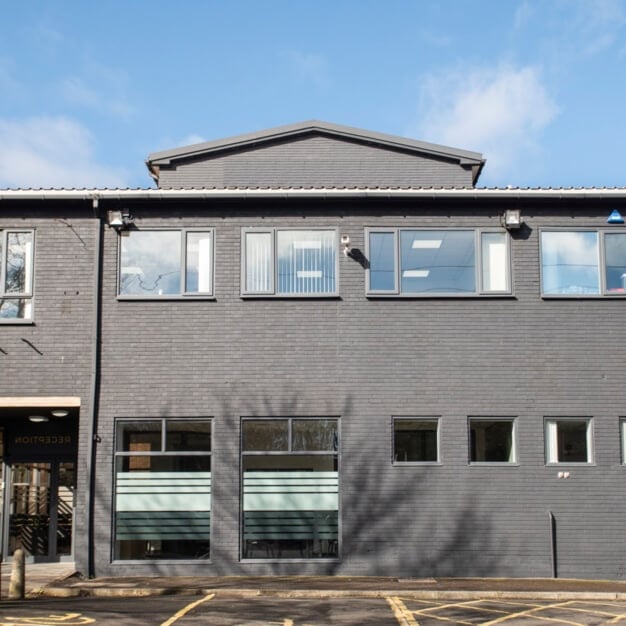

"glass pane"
[5, 232, 33, 295]
[292, 420, 338, 451]
[557, 421, 589, 462]
[0, 298, 32, 319]
[604, 233, 626, 293]
[116, 421, 162, 453]
[470, 420, 514, 462]
[245, 232, 272, 293]
[120, 231, 181, 296]
[541, 231, 599, 295]
[276, 230, 336, 294]
[369, 231, 396, 291]
[166, 420, 211, 452]
[481, 232, 509, 292]
[57, 463, 75, 556]
[394, 419, 438, 462]
[400, 230, 475, 293]
[185, 232, 212, 293]
[242, 420, 288, 452]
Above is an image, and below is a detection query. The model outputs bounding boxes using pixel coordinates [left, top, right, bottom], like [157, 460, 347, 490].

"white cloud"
[286, 50, 330, 89]
[513, 1, 534, 30]
[62, 75, 133, 119]
[411, 64, 559, 183]
[0, 116, 128, 188]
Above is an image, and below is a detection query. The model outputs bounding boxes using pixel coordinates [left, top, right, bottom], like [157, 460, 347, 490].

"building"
[1, 121, 625, 579]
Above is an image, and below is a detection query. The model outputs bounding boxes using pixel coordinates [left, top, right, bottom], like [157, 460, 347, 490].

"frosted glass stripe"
[117, 492, 211, 511]
[244, 471, 337, 479]
[244, 492, 338, 511]
[117, 472, 211, 480]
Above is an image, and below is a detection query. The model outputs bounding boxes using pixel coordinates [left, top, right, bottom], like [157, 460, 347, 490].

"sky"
[1, 0, 625, 189]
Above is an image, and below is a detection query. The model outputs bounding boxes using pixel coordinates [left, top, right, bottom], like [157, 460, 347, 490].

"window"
[469, 419, 516, 463]
[393, 418, 439, 463]
[241, 418, 339, 559]
[242, 229, 337, 295]
[541, 230, 626, 296]
[1, 230, 34, 320]
[366, 228, 510, 295]
[545, 418, 593, 464]
[119, 229, 214, 297]
[114, 419, 211, 560]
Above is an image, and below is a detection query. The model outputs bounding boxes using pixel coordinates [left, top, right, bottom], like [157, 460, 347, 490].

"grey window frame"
[240, 416, 340, 562]
[540, 228, 626, 298]
[241, 227, 339, 297]
[365, 227, 512, 297]
[0, 229, 35, 323]
[117, 228, 215, 300]
[468, 417, 518, 465]
[621, 418, 626, 465]
[544, 417, 594, 465]
[112, 417, 213, 564]
[392, 417, 441, 465]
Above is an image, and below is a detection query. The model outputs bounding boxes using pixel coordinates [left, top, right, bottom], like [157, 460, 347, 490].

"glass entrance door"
[6, 462, 75, 562]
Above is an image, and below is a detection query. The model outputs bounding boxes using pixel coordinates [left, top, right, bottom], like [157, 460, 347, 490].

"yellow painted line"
[480, 600, 585, 626]
[609, 613, 626, 624]
[386, 596, 420, 626]
[283, 620, 294, 626]
[1, 614, 94, 626]
[160, 592, 215, 626]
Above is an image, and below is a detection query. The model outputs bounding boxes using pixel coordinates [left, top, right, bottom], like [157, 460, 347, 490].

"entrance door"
[6, 462, 75, 562]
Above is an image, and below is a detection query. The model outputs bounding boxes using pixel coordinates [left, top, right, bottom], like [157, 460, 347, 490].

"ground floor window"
[545, 418, 593, 464]
[241, 418, 339, 559]
[114, 419, 211, 560]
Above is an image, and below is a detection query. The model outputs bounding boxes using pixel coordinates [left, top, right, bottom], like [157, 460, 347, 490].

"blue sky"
[1, 0, 625, 189]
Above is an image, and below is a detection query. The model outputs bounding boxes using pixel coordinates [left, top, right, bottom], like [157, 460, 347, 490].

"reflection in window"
[114, 419, 211, 560]
[119, 230, 213, 297]
[605, 233, 626, 293]
[243, 229, 337, 295]
[1, 230, 34, 320]
[242, 418, 339, 559]
[469, 419, 516, 463]
[545, 419, 592, 463]
[393, 419, 438, 463]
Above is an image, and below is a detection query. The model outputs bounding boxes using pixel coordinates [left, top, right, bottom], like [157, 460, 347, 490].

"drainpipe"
[86, 195, 104, 578]
[548, 511, 558, 578]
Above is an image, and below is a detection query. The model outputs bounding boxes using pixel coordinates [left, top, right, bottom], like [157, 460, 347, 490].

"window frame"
[468, 417, 518, 465]
[365, 227, 512, 297]
[117, 228, 215, 300]
[112, 417, 213, 564]
[544, 417, 594, 465]
[241, 227, 339, 298]
[391, 417, 441, 465]
[621, 418, 626, 465]
[540, 228, 626, 298]
[0, 228, 35, 323]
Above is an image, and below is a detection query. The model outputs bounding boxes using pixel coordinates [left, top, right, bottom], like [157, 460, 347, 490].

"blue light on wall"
[607, 210, 624, 224]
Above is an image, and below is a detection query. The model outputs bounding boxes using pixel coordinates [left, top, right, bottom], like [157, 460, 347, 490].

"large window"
[241, 418, 339, 559]
[469, 419, 516, 463]
[242, 229, 337, 295]
[114, 419, 212, 560]
[1, 230, 34, 320]
[545, 418, 593, 464]
[393, 418, 439, 463]
[119, 229, 214, 297]
[541, 230, 626, 296]
[366, 229, 510, 295]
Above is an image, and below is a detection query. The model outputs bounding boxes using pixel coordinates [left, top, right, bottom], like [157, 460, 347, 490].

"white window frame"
[365, 227, 511, 297]
[468, 417, 517, 465]
[392, 417, 440, 465]
[117, 228, 215, 299]
[620, 418, 626, 465]
[540, 228, 626, 297]
[0, 229, 35, 322]
[241, 228, 339, 297]
[545, 417, 594, 464]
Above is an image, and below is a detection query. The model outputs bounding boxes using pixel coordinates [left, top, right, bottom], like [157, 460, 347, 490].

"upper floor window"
[393, 417, 439, 464]
[242, 228, 337, 296]
[541, 230, 626, 296]
[545, 418, 593, 464]
[366, 228, 510, 296]
[1, 230, 34, 320]
[469, 418, 516, 464]
[119, 229, 214, 298]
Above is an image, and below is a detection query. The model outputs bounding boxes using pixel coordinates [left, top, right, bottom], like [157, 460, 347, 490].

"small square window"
[545, 418, 593, 464]
[393, 418, 439, 463]
[469, 419, 516, 463]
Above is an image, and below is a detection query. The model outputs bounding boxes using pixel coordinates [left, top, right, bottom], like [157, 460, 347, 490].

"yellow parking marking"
[609, 614, 626, 624]
[386, 596, 420, 626]
[160, 592, 215, 626]
[481, 600, 585, 626]
[1, 614, 94, 626]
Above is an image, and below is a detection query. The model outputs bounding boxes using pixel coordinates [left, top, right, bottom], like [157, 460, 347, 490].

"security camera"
[340, 235, 350, 246]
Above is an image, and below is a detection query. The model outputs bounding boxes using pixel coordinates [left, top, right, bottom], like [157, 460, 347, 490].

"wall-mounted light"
[501, 209, 523, 230]
[607, 209, 624, 224]
[29, 415, 49, 423]
[51, 409, 69, 418]
[341, 234, 352, 257]
[107, 208, 134, 231]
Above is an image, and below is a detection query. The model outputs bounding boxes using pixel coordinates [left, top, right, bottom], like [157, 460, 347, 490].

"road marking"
[160, 592, 215, 626]
[1, 613, 95, 626]
[480, 600, 585, 626]
[386, 596, 419, 626]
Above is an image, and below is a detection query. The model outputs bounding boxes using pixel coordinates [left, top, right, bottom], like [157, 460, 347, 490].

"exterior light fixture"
[607, 210, 624, 224]
[341, 234, 352, 257]
[501, 209, 523, 229]
[28, 415, 49, 423]
[51, 409, 69, 418]
[107, 208, 134, 231]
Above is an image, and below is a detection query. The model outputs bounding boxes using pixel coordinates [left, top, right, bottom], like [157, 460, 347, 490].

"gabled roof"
[146, 120, 486, 184]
